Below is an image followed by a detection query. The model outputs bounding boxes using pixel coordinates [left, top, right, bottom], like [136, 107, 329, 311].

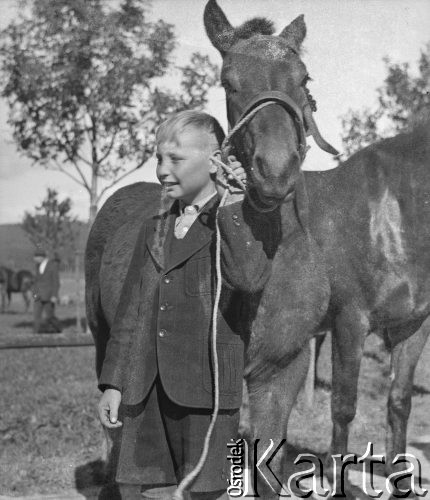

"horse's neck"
[280, 174, 310, 241]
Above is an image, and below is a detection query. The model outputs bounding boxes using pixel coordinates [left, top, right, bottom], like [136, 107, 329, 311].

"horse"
[85, 3, 430, 498]
[204, 0, 430, 497]
[0, 266, 34, 313]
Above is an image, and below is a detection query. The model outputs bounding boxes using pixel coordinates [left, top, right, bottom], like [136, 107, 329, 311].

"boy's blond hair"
[156, 110, 225, 151]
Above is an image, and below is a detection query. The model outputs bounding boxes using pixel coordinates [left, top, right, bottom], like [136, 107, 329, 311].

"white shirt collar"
[39, 258, 49, 274]
[179, 191, 217, 215]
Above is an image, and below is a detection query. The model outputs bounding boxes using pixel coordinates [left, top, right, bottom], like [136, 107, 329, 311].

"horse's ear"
[204, 0, 235, 54]
[279, 15, 306, 52]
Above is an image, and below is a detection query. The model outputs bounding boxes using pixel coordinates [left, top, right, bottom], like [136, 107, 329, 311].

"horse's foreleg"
[314, 330, 328, 385]
[244, 342, 310, 499]
[385, 319, 430, 498]
[326, 307, 368, 498]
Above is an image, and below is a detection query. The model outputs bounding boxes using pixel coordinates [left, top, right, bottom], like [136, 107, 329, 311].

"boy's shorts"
[115, 376, 240, 492]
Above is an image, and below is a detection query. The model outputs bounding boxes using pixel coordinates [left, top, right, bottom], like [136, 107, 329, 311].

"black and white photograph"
[0, 1, 429, 499]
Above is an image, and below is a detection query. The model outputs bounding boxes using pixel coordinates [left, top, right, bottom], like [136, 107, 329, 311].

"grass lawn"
[0, 298, 104, 496]
[0, 346, 105, 496]
[1, 298, 430, 496]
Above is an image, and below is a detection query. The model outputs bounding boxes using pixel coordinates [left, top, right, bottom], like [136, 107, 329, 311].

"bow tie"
[183, 205, 198, 215]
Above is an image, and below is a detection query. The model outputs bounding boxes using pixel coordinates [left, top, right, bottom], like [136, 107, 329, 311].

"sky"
[0, 0, 429, 223]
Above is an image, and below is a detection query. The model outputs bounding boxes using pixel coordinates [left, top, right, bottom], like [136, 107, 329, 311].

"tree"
[22, 188, 80, 268]
[0, 0, 218, 223]
[340, 42, 430, 157]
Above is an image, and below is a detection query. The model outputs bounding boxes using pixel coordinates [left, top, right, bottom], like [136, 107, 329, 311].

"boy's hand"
[215, 155, 247, 202]
[98, 388, 123, 429]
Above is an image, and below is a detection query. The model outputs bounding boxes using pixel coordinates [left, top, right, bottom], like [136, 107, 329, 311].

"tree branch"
[97, 161, 146, 201]
[98, 129, 118, 164]
[70, 159, 91, 191]
[74, 152, 93, 168]
[53, 160, 89, 192]
[57, 131, 93, 168]
[53, 136, 92, 190]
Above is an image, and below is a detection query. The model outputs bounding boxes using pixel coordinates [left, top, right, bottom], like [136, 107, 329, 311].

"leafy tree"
[0, 0, 218, 223]
[340, 42, 430, 157]
[22, 188, 81, 268]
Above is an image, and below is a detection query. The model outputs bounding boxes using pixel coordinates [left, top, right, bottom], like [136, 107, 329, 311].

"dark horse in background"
[86, 1, 430, 498]
[0, 266, 34, 313]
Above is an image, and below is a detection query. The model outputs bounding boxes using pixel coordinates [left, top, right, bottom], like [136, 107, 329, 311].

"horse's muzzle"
[250, 151, 300, 201]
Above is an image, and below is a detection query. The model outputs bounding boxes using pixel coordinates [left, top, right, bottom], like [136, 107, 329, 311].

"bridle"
[218, 90, 309, 212]
[221, 90, 308, 162]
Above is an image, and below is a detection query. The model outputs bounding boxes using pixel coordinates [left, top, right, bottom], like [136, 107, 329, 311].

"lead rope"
[172, 160, 244, 500]
[173, 97, 309, 498]
[172, 103, 300, 496]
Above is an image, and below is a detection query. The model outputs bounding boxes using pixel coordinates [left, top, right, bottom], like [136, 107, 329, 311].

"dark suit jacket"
[99, 197, 280, 409]
[33, 260, 60, 302]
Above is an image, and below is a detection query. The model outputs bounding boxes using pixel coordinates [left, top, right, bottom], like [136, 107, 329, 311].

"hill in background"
[1, 181, 163, 272]
[0, 222, 89, 272]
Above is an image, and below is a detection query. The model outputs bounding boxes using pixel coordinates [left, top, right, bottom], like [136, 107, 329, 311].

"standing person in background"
[33, 249, 62, 333]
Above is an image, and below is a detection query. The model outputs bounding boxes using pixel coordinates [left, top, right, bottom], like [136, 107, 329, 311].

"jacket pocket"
[185, 256, 212, 296]
[203, 339, 244, 395]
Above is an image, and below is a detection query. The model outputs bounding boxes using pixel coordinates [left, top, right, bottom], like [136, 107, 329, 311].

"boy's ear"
[209, 150, 221, 174]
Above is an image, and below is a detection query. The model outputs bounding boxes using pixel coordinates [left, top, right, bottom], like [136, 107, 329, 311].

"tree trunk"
[89, 170, 98, 227]
[89, 202, 98, 226]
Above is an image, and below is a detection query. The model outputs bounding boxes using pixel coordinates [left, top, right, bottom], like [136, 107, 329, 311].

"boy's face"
[156, 126, 218, 205]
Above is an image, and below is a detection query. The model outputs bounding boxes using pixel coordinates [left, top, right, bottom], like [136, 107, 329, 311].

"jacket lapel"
[146, 196, 219, 272]
[165, 196, 218, 272]
[145, 203, 177, 271]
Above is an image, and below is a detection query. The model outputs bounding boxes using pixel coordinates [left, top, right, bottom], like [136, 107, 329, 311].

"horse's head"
[204, 0, 338, 209]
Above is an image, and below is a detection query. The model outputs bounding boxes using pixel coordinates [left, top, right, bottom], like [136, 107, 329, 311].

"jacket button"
[158, 329, 167, 338]
[163, 276, 171, 284]
[160, 302, 169, 311]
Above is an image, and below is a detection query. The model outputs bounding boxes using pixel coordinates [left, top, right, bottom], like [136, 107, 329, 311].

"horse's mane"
[215, 17, 275, 50]
[235, 17, 275, 39]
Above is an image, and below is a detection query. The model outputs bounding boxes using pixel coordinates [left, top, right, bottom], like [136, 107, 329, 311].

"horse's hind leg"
[23, 291, 31, 313]
[385, 319, 430, 498]
[244, 342, 310, 499]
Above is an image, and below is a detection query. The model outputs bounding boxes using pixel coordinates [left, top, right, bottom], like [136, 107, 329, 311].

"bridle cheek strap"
[222, 90, 308, 162]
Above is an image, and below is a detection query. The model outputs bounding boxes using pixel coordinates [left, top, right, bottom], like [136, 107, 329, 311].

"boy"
[97, 111, 279, 499]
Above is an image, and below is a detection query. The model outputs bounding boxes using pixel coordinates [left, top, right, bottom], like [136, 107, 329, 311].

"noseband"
[219, 91, 308, 212]
[221, 90, 308, 162]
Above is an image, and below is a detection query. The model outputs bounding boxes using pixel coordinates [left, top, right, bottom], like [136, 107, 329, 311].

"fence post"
[75, 251, 83, 333]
